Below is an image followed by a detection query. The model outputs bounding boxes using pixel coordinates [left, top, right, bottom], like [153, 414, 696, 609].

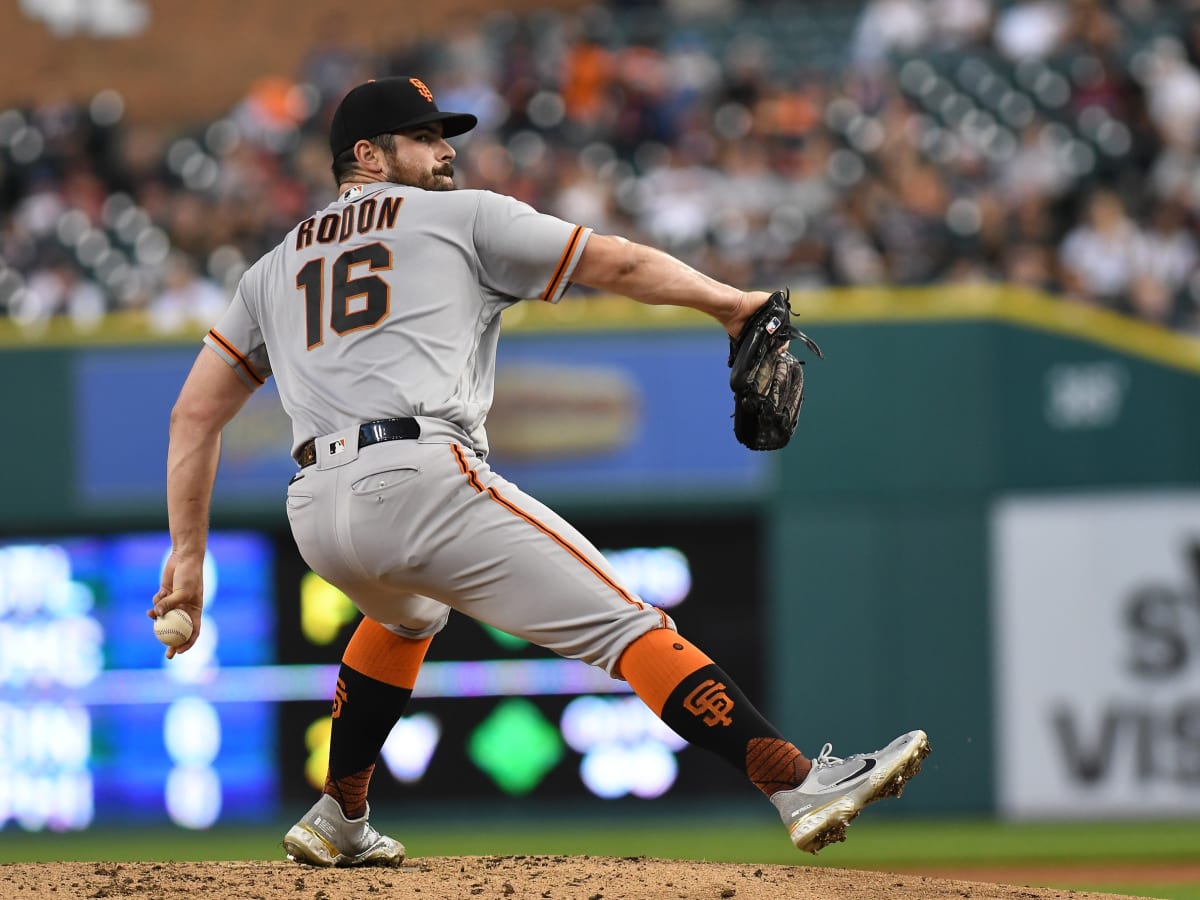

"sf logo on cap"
[410, 78, 434, 103]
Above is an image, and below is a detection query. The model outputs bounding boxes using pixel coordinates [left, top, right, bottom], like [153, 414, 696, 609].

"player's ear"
[354, 139, 385, 175]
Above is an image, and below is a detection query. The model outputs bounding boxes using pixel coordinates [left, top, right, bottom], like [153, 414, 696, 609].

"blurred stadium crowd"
[3, 0, 1200, 334]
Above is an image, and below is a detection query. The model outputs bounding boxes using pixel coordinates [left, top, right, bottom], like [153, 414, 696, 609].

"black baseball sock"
[325, 664, 413, 819]
[321, 619, 432, 818]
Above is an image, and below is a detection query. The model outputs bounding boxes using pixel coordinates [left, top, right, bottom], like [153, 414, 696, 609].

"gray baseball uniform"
[204, 183, 673, 674]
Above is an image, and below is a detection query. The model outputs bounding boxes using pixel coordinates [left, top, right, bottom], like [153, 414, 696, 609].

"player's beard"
[428, 164, 456, 191]
[384, 157, 456, 191]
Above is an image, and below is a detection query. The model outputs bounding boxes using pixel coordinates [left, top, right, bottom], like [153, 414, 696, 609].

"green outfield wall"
[766, 286, 1200, 817]
[4, 285, 1199, 818]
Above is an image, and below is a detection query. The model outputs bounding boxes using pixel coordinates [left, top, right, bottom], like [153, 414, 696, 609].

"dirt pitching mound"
[0, 857, 1152, 900]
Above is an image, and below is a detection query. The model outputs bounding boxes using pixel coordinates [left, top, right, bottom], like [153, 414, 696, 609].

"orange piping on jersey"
[540, 225, 585, 302]
[207, 328, 265, 385]
[449, 444, 666, 626]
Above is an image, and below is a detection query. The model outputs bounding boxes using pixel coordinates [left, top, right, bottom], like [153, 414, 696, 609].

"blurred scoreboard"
[0, 532, 278, 830]
[0, 516, 763, 831]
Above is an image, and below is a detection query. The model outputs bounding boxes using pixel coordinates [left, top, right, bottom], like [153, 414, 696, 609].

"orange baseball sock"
[342, 617, 432, 689]
[325, 618, 432, 818]
[617, 627, 712, 712]
[619, 628, 811, 797]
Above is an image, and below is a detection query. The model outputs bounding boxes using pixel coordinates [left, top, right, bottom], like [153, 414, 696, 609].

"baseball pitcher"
[149, 76, 929, 865]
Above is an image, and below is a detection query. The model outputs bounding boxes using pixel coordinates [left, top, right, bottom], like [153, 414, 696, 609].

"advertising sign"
[992, 491, 1200, 818]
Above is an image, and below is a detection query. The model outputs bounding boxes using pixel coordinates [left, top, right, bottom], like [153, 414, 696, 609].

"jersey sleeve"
[202, 280, 272, 388]
[472, 191, 592, 303]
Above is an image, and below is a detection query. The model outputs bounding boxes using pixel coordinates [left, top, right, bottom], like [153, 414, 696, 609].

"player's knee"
[381, 607, 450, 640]
[594, 614, 678, 678]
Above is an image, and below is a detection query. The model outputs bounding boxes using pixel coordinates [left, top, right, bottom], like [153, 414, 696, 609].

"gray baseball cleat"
[770, 729, 931, 854]
[283, 794, 406, 867]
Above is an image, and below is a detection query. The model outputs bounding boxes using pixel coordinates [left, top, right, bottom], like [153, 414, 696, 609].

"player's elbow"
[169, 396, 223, 439]
[169, 348, 254, 437]
[169, 383, 244, 439]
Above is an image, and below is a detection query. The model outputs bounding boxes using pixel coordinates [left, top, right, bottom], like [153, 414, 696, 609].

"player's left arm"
[571, 232, 771, 339]
[148, 346, 255, 657]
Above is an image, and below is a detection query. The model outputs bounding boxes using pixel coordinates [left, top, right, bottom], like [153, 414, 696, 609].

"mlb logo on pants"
[328, 438, 347, 456]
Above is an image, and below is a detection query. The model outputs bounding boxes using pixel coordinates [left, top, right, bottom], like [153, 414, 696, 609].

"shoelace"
[813, 743, 869, 770]
[811, 743, 843, 769]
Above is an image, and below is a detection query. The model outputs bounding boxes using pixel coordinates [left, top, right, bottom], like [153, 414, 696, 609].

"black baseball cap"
[328, 76, 478, 157]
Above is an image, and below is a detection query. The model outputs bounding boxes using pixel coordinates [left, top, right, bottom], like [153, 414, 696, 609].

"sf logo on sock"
[332, 677, 348, 718]
[684, 679, 734, 726]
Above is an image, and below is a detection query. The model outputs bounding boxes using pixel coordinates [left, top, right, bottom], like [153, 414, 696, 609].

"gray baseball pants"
[285, 436, 673, 676]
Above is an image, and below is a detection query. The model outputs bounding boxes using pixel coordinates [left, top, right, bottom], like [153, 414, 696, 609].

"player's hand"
[723, 291, 773, 341]
[724, 290, 792, 355]
[147, 550, 204, 658]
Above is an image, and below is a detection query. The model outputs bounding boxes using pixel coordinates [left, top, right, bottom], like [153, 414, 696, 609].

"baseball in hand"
[153, 608, 193, 648]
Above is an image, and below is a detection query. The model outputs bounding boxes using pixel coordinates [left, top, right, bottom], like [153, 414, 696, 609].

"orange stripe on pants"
[450, 443, 667, 628]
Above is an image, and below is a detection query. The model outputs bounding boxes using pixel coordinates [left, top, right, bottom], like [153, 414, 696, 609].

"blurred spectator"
[548, 152, 621, 234]
[1058, 188, 1140, 305]
[826, 182, 890, 285]
[230, 76, 310, 152]
[1004, 242, 1058, 292]
[850, 0, 934, 71]
[16, 253, 106, 328]
[634, 144, 717, 254]
[146, 250, 227, 334]
[1132, 199, 1198, 297]
[560, 29, 617, 137]
[929, 0, 993, 49]
[993, 0, 1070, 61]
[1061, 0, 1123, 57]
[1138, 36, 1200, 147]
[750, 80, 823, 142]
[877, 157, 954, 283]
[1007, 194, 1061, 248]
[996, 120, 1076, 205]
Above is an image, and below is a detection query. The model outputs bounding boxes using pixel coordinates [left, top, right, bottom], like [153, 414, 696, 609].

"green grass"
[3, 815, 1199, 899]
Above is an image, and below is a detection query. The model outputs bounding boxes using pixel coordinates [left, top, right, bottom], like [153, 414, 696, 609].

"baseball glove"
[727, 289, 824, 451]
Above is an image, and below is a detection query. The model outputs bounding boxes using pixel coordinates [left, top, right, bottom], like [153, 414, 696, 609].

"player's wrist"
[724, 291, 767, 338]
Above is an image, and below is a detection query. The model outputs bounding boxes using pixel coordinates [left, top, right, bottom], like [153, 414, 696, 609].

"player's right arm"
[149, 347, 254, 656]
[571, 233, 772, 339]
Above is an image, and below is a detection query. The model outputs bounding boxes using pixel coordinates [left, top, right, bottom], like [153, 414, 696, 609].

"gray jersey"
[204, 183, 590, 457]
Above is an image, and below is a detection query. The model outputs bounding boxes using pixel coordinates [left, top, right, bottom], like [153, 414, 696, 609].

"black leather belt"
[295, 418, 421, 468]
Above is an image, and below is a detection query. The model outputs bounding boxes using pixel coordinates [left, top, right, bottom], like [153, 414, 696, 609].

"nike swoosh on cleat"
[832, 758, 876, 786]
